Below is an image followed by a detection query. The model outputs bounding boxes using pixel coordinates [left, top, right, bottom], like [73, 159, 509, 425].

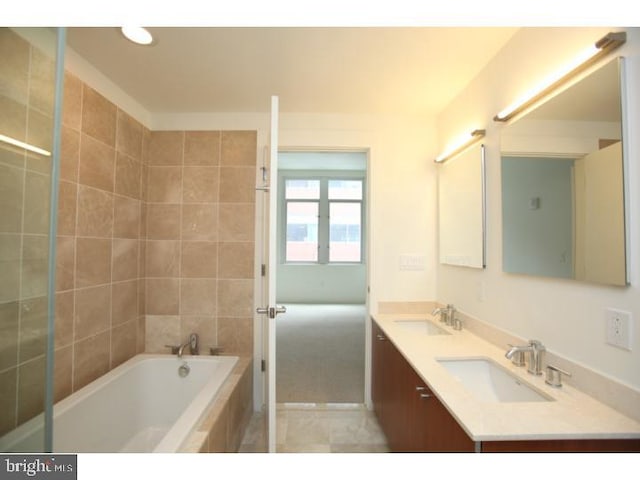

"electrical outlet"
[605, 308, 633, 351]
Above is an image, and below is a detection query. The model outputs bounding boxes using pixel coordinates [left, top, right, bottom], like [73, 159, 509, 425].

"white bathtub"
[0, 354, 238, 453]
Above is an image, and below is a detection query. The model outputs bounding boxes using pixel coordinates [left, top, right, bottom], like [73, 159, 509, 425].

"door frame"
[253, 145, 372, 424]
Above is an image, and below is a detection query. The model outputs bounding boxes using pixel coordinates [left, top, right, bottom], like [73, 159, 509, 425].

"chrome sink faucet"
[505, 340, 546, 375]
[432, 304, 455, 326]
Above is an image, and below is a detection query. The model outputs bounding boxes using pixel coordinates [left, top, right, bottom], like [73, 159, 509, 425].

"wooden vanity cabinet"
[372, 320, 475, 452]
[372, 319, 640, 453]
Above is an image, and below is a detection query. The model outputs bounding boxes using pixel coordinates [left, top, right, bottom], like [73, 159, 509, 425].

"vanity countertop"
[372, 312, 640, 442]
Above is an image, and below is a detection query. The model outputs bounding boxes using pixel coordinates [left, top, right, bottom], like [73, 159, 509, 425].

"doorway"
[275, 151, 368, 404]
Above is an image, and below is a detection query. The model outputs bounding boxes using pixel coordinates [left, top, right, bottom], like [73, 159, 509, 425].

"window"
[283, 176, 364, 264]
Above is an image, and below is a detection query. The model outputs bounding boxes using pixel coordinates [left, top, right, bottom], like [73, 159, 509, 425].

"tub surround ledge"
[180, 356, 253, 453]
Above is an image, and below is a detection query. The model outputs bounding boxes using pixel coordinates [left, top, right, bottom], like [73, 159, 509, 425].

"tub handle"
[165, 344, 180, 355]
[209, 346, 224, 355]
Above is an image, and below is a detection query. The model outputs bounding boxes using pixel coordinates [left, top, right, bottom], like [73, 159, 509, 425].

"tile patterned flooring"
[239, 403, 389, 453]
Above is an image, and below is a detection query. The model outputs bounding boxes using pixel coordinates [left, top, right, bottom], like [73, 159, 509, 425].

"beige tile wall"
[143, 130, 256, 357]
[1, 31, 257, 436]
[53, 70, 148, 405]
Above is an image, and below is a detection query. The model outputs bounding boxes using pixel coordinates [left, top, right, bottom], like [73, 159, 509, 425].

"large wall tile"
[182, 204, 217, 241]
[148, 131, 183, 165]
[56, 180, 77, 236]
[146, 204, 180, 240]
[217, 279, 254, 317]
[74, 284, 111, 340]
[17, 357, 45, 424]
[60, 126, 80, 182]
[183, 166, 218, 203]
[111, 280, 138, 326]
[218, 242, 254, 279]
[76, 185, 113, 238]
[18, 296, 47, 362]
[115, 154, 142, 200]
[73, 331, 110, 391]
[220, 131, 256, 166]
[219, 167, 255, 203]
[181, 241, 217, 278]
[81, 86, 116, 147]
[147, 166, 182, 203]
[111, 319, 137, 368]
[0, 301, 19, 371]
[55, 235, 75, 291]
[184, 131, 219, 165]
[79, 134, 115, 192]
[0, 235, 21, 303]
[145, 315, 180, 353]
[218, 204, 255, 242]
[180, 278, 217, 315]
[75, 237, 111, 287]
[113, 196, 141, 239]
[53, 346, 72, 402]
[54, 291, 74, 349]
[62, 71, 82, 130]
[145, 240, 180, 278]
[0, 163, 24, 232]
[145, 278, 179, 315]
[116, 109, 143, 161]
[112, 238, 139, 281]
[0, 368, 17, 436]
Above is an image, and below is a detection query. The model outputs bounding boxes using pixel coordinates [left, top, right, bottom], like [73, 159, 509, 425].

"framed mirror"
[438, 143, 486, 269]
[500, 57, 629, 286]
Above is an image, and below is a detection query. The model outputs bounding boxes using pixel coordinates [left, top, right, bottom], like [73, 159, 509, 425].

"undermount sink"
[437, 357, 553, 403]
[393, 319, 451, 336]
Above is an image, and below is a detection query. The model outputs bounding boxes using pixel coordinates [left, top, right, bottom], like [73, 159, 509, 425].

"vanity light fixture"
[434, 129, 485, 163]
[494, 31, 626, 122]
[120, 27, 154, 46]
[0, 134, 51, 157]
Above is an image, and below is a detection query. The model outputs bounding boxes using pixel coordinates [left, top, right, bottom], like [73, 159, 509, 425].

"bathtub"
[0, 354, 239, 453]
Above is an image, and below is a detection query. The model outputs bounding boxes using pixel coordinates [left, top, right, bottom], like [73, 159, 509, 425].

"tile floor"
[239, 403, 389, 453]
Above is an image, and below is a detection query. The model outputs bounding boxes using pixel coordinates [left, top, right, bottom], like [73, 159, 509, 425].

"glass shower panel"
[0, 27, 62, 452]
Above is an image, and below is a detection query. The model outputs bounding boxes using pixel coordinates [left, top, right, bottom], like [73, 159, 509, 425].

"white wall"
[436, 27, 640, 389]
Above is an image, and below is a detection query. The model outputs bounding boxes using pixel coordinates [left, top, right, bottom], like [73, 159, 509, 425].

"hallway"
[276, 304, 366, 403]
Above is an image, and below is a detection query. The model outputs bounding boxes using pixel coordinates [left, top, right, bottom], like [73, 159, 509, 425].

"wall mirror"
[500, 57, 629, 286]
[438, 143, 486, 269]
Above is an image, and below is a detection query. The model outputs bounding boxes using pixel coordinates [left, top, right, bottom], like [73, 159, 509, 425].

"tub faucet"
[177, 333, 199, 358]
[505, 340, 546, 375]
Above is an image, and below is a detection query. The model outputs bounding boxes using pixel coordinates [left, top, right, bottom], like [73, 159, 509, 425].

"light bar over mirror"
[494, 31, 626, 123]
[434, 129, 485, 163]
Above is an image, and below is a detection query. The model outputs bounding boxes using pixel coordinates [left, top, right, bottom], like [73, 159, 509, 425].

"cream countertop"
[372, 313, 640, 442]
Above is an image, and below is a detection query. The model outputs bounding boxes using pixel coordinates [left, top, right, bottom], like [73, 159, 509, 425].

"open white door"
[256, 96, 285, 452]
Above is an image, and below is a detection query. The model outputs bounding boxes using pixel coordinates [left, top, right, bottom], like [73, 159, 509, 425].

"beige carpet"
[276, 304, 366, 403]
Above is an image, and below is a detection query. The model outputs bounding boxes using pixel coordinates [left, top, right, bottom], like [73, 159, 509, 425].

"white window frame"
[279, 170, 365, 265]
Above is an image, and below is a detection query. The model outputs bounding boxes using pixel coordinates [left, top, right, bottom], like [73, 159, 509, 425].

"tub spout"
[177, 333, 199, 358]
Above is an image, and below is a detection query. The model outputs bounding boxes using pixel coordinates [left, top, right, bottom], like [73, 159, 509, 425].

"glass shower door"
[0, 27, 64, 453]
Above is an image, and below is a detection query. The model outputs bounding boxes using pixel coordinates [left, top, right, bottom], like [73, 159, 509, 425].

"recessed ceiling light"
[120, 27, 154, 46]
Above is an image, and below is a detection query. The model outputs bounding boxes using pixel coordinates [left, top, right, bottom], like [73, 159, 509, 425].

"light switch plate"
[605, 308, 633, 351]
[399, 255, 426, 271]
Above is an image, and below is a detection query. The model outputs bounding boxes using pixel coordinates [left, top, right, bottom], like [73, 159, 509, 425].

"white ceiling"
[66, 27, 519, 117]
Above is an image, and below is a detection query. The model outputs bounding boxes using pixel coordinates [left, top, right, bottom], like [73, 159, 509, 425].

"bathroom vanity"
[371, 315, 640, 452]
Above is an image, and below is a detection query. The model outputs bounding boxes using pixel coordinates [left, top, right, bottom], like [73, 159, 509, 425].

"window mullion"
[318, 178, 330, 264]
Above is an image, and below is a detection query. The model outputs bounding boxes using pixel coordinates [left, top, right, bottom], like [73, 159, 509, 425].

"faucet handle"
[507, 344, 526, 366]
[545, 364, 571, 388]
[165, 344, 180, 355]
[209, 346, 224, 355]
